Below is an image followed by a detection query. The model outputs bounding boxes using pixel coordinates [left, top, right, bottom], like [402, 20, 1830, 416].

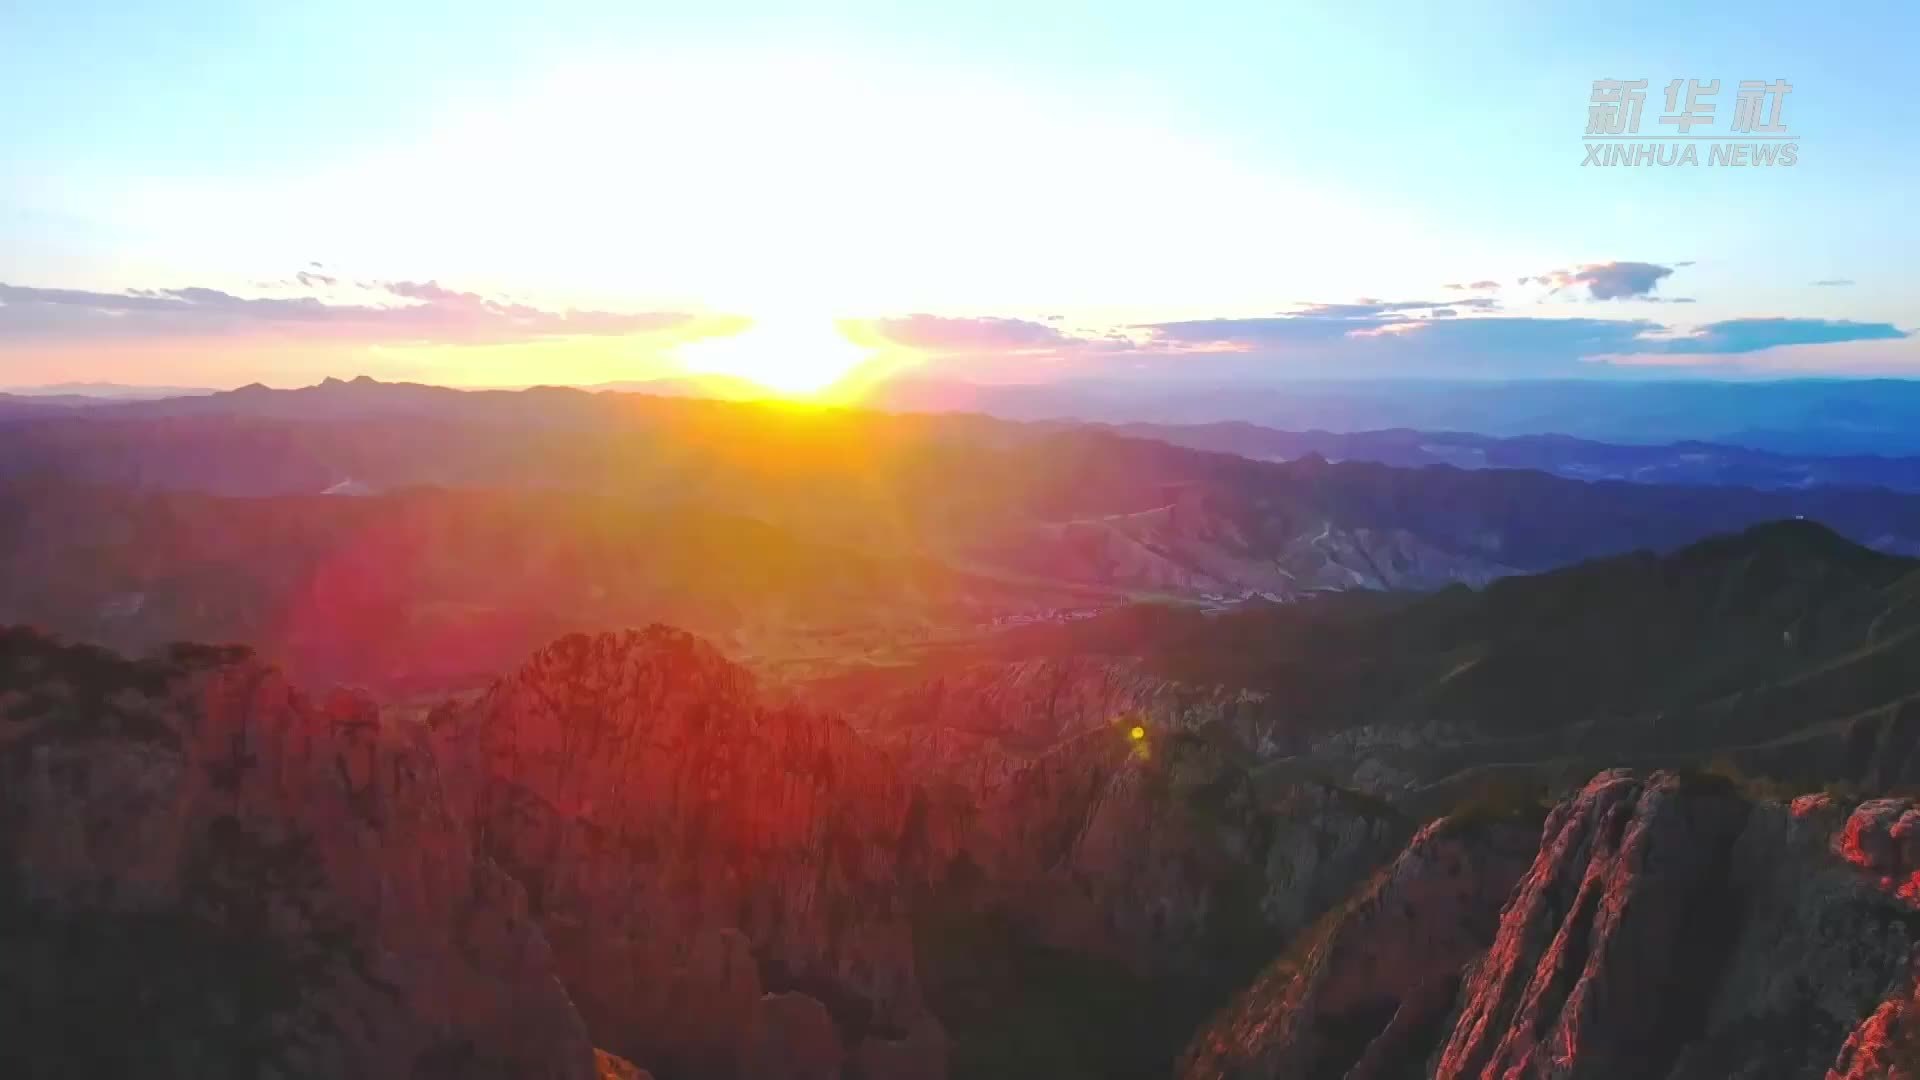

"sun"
[675, 314, 872, 396]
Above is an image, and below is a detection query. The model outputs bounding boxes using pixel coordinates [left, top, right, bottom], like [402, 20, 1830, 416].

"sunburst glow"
[674, 315, 873, 396]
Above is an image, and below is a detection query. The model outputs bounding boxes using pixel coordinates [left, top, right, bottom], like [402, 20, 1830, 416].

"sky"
[3, 0, 1917, 392]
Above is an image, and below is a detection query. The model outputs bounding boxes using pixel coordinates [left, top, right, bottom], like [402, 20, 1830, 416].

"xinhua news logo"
[1584, 79, 1798, 167]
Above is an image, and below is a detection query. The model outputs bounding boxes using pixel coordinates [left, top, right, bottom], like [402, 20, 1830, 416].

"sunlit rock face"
[0, 624, 954, 1080]
[427, 628, 945, 1078]
[0, 628, 595, 1079]
[1435, 775, 1920, 1080]
[1820, 798, 1920, 1080]
[594, 1048, 654, 1080]
[1432, 771, 1754, 1079]
[1182, 770, 1920, 1080]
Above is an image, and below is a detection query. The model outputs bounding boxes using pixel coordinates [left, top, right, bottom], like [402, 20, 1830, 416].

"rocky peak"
[1433, 770, 1754, 1078]
[429, 627, 943, 1077]
[1184, 769, 1920, 1080]
[0, 627, 596, 1078]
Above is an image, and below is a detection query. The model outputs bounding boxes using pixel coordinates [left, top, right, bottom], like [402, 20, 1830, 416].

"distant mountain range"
[1091, 422, 1920, 492]
[0, 381, 216, 400]
[12, 377, 1920, 694]
[15, 375, 1920, 493]
[870, 375, 1920, 456]
[20, 373, 1920, 456]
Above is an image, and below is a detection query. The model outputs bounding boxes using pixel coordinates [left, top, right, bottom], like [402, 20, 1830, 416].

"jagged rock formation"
[0, 624, 961, 1080]
[428, 628, 948, 1078]
[45, 610, 1920, 1080]
[1184, 770, 1920, 1080]
[0, 628, 595, 1078]
[851, 657, 1407, 975]
[836, 655, 1411, 1078]
[1437, 775, 1920, 1080]
[1432, 771, 1754, 1078]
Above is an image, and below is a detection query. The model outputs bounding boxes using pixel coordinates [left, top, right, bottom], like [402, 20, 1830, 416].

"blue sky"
[2, 0, 1916, 389]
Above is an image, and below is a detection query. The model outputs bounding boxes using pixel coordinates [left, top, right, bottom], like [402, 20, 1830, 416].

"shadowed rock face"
[1179, 814, 1539, 1080]
[853, 656, 1407, 974]
[0, 628, 595, 1079]
[843, 655, 1413, 1078]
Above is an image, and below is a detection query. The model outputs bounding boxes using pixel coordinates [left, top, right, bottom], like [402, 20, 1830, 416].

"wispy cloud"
[1120, 309, 1912, 377]
[0, 278, 730, 346]
[854, 314, 1075, 353]
[1288, 297, 1498, 319]
[1811, 278, 1856, 287]
[1648, 317, 1908, 354]
[1139, 313, 1663, 372]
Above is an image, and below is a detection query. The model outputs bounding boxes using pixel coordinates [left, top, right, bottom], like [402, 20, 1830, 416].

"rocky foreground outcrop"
[1184, 770, 1920, 1080]
[0, 628, 595, 1078]
[1, 623, 1412, 1080]
[429, 628, 950, 1078]
[34, 617, 1920, 1080]
[0, 626, 961, 1079]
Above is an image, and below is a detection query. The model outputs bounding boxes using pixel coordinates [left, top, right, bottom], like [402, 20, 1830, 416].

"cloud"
[1133, 313, 1660, 376]
[1523, 261, 1677, 300]
[1812, 278, 1856, 287]
[1275, 297, 1499, 321]
[1647, 318, 1908, 355]
[856, 314, 1075, 353]
[0, 278, 720, 347]
[1443, 280, 1503, 291]
[1146, 315, 1397, 348]
[1123, 307, 1911, 378]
